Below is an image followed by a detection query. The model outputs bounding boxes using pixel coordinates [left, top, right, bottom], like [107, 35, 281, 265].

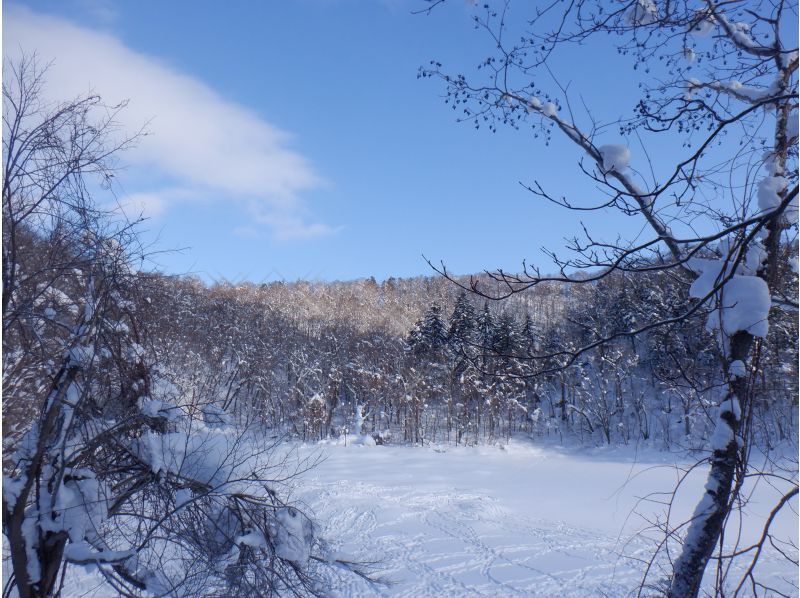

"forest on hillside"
[11, 264, 790, 451]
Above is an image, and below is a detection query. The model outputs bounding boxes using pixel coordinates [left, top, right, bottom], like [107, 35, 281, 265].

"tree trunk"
[668, 332, 752, 597]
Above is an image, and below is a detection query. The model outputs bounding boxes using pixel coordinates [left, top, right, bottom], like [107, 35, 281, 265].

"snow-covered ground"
[15, 439, 797, 596]
[295, 440, 798, 597]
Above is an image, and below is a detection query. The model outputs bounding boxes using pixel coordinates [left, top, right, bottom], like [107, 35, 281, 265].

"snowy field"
[30, 439, 798, 597]
[294, 440, 798, 597]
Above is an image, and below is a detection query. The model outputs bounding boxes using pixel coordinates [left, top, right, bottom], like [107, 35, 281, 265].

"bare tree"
[2, 57, 378, 597]
[419, 1, 797, 595]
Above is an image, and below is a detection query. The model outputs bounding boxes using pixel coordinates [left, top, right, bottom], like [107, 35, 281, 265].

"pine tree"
[492, 311, 521, 356]
[407, 302, 448, 355]
[448, 292, 477, 348]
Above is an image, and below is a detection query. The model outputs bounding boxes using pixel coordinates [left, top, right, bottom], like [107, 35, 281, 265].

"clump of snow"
[728, 360, 747, 378]
[625, 0, 657, 26]
[68, 344, 94, 367]
[139, 398, 179, 421]
[757, 175, 788, 212]
[719, 396, 742, 421]
[784, 193, 799, 225]
[3, 475, 26, 510]
[710, 419, 735, 451]
[134, 428, 259, 494]
[598, 144, 631, 173]
[742, 241, 767, 275]
[542, 102, 558, 117]
[689, 242, 771, 345]
[704, 275, 771, 338]
[39, 470, 109, 556]
[716, 13, 757, 49]
[683, 47, 696, 62]
[125, 342, 146, 361]
[236, 529, 267, 548]
[690, 16, 715, 36]
[63, 542, 134, 564]
[23, 516, 42, 583]
[272, 507, 314, 566]
[684, 77, 701, 100]
[528, 96, 542, 110]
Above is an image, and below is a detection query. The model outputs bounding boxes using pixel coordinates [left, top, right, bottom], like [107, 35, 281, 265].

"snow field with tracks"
[295, 440, 797, 597]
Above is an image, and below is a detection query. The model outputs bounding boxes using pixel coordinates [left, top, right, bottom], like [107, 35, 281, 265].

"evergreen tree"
[492, 311, 522, 356]
[448, 292, 477, 348]
[407, 302, 448, 355]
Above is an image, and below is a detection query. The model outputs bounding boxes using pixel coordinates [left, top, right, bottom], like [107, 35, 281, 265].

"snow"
[598, 144, 631, 173]
[46, 473, 108, 544]
[684, 79, 699, 100]
[690, 17, 715, 36]
[542, 102, 557, 117]
[139, 398, 179, 420]
[743, 241, 766, 275]
[709, 419, 735, 451]
[705, 275, 771, 338]
[22, 516, 41, 584]
[689, 251, 771, 344]
[3, 476, 26, 511]
[716, 13, 757, 49]
[291, 441, 797, 596]
[528, 96, 542, 110]
[273, 507, 314, 566]
[624, 0, 657, 26]
[63, 542, 134, 564]
[235, 530, 267, 549]
[67, 344, 94, 367]
[201, 403, 232, 427]
[757, 175, 788, 212]
[10, 441, 797, 597]
[719, 396, 742, 421]
[728, 360, 747, 378]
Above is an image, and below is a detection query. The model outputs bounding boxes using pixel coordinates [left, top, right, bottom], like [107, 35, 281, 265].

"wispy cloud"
[4, 5, 334, 240]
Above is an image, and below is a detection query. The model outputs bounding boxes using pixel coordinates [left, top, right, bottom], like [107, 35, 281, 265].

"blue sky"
[5, 0, 659, 283]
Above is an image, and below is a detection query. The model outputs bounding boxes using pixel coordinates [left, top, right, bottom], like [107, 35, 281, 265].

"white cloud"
[116, 191, 167, 221]
[3, 6, 333, 240]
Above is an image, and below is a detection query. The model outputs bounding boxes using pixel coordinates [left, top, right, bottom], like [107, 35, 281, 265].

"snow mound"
[757, 175, 788, 213]
[598, 144, 631, 173]
[728, 360, 747, 378]
[704, 275, 771, 338]
[272, 507, 314, 566]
